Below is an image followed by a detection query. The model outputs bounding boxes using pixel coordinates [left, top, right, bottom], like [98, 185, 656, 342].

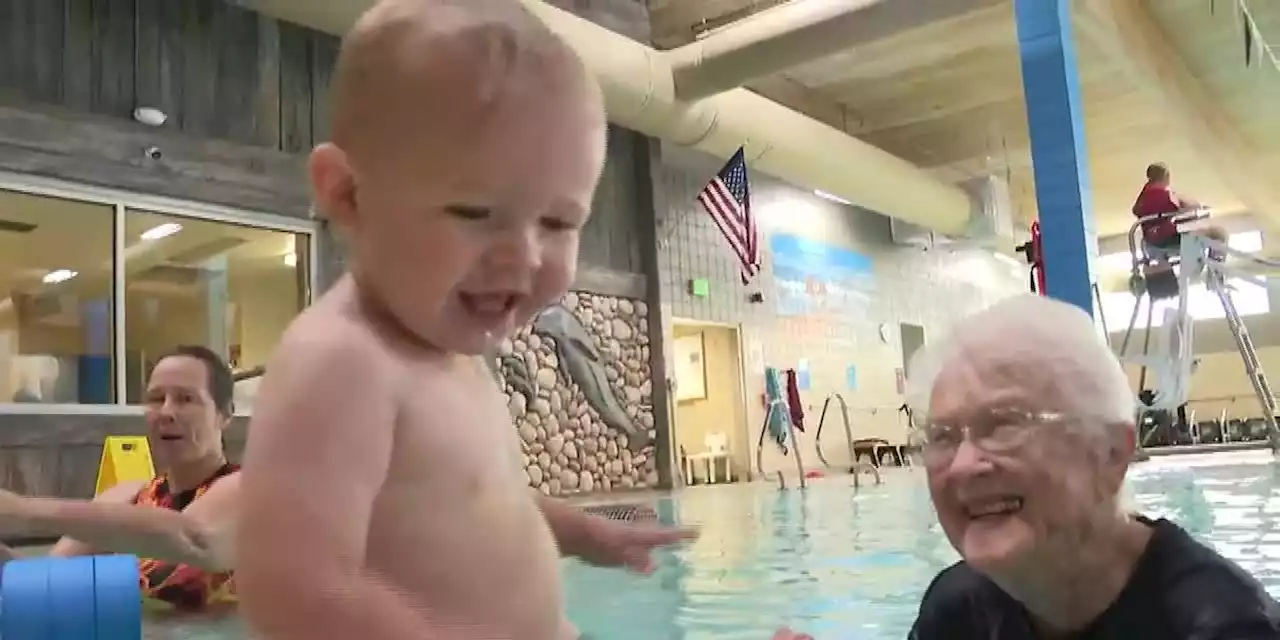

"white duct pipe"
[667, 0, 885, 101]
[666, 0, 1009, 101]
[235, 0, 974, 233]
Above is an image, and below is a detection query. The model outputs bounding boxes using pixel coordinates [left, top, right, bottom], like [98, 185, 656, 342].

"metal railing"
[755, 401, 806, 489]
[813, 393, 881, 487]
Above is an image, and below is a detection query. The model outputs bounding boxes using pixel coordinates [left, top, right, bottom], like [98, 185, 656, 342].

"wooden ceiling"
[649, 0, 792, 48]
[648, 0, 1280, 239]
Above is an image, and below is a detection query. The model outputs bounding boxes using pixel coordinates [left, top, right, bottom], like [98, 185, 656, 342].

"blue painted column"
[1014, 0, 1099, 315]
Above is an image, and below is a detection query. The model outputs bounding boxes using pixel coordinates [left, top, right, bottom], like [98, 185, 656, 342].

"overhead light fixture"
[813, 190, 852, 206]
[132, 106, 168, 127]
[140, 223, 182, 241]
[283, 252, 297, 267]
[43, 269, 78, 284]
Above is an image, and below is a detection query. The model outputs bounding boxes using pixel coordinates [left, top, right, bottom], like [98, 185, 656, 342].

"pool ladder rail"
[755, 401, 806, 489]
[813, 393, 883, 488]
[754, 393, 887, 489]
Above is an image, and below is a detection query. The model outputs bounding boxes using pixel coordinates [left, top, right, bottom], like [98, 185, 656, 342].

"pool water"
[563, 450, 1280, 639]
[146, 451, 1280, 639]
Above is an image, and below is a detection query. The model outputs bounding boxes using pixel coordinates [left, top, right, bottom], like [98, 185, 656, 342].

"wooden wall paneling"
[210, 3, 260, 144]
[90, 0, 134, 117]
[179, 0, 216, 135]
[277, 22, 313, 154]
[254, 12, 283, 148]
[308, 34, 339, 144]
[60, 0, 94, 111]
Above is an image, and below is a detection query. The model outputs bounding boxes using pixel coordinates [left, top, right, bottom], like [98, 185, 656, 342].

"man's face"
[143, 356, 228, 468]
[315, 78, 606, 355]
[922, 351, 1129, 576]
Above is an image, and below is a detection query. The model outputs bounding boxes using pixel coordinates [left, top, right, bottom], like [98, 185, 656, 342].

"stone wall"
[494, 292, 658, 496]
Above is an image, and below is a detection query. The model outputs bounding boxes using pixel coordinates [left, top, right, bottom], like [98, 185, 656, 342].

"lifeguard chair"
[1117, 209, 1280, 454]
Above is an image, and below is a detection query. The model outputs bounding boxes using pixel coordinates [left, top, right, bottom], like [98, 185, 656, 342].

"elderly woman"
[906, 295, 1279, 638]
[1, 345, 239, 613]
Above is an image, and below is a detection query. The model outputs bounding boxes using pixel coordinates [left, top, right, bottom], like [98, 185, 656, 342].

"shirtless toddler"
[234, 1, 694, 639]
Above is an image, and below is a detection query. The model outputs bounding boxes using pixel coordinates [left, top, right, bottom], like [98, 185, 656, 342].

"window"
[1101, 277, 1271, 332]
[122, 210, 310, 407]
[0, 189, 115, 404]
[0, 175, 314, 411]
[1097, 231, 1265, 272]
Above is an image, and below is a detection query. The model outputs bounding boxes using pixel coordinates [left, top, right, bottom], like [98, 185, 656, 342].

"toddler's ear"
[308, 143, 357, 230]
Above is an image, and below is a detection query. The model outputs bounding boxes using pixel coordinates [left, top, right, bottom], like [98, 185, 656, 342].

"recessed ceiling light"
[140, 223, 182, 241]
[43, 269, 78, 284]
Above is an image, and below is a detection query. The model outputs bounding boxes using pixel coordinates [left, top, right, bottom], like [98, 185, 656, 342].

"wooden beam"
[572, 266, 646, 299]
[0, 99, 311, 217]
[1073, 0, 1280, 228]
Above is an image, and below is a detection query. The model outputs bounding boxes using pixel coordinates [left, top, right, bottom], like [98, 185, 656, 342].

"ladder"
[754, 401, 806, 489]
[813, 393, 882, 488]
[1207, 269, 1280, 453]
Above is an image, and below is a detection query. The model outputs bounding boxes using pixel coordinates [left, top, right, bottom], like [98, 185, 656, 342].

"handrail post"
[755, 403, 786, 489]
[813, 396, 834, 467]
[834, 394, 860, 488]
[836, 394, 856, 468]
[785, 408, 806, 489]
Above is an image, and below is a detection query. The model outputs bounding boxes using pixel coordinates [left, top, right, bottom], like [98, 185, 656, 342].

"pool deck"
[563, 489, 672, 507]
[1142, 441, 1276, 457]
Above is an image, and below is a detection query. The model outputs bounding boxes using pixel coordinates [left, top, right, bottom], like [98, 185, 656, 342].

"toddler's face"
[339, 86, 606, 355]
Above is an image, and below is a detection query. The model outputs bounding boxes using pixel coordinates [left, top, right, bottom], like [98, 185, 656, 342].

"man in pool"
[233, 2, 701, 639]
[907, 295, 1280, 638]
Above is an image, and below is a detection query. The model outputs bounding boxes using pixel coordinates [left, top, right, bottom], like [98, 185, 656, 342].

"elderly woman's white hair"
[905, 294, 1136, 437]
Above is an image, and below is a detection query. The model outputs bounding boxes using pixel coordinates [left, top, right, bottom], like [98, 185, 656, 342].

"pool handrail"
[813, 393, 882, 487]
[755, 401, 807, 489]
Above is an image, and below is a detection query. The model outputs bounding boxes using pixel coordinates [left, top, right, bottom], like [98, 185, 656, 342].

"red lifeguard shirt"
[1133, 182, 1181, 243]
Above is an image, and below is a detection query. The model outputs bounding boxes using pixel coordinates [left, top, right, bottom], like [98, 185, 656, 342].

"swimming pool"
[563, 450, 1280, 639]
[144, 450, 1280, 639]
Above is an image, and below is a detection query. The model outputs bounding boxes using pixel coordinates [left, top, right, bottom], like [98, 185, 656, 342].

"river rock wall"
[496, 292, 658, 495]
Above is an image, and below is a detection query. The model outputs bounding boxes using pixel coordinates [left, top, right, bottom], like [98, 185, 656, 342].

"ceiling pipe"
[233, 0, 974, 234]
[667, 0, 1010, 101]
[667, 0, 885, 101]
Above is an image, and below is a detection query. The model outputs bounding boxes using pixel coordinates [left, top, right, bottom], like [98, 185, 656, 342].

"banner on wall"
[770, 233, 876, 318]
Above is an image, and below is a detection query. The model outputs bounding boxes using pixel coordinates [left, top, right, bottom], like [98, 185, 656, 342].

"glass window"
[122, 209, 309, 408]
[0, 189, 115, 404]
[1101, 278, 1270, 332]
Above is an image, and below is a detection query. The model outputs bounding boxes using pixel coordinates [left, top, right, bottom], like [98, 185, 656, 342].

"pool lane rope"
[1, 554, 142, 639]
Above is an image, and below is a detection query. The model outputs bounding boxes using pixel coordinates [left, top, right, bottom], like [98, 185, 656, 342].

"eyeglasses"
[915, 409, 1070, 466]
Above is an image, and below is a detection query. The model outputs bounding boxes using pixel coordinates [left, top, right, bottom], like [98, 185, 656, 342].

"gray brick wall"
[656, 145, 1023, 472]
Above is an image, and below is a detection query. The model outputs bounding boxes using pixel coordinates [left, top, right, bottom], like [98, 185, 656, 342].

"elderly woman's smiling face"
[921, 346, 1133, 577]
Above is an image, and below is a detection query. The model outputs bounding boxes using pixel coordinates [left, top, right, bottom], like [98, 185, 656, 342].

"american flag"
[696, 147, 760, 285]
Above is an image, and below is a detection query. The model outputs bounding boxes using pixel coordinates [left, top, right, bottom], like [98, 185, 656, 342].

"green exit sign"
[689, 278, 710, 298]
